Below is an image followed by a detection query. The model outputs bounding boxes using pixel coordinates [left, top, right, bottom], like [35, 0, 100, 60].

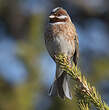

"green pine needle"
[55, 54, 109, 110]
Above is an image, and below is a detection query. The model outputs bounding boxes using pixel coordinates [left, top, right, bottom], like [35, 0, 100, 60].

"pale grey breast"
[45, 23, 75, 59]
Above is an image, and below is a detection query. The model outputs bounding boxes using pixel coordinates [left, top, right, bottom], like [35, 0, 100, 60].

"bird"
[44, 7, 79, 99]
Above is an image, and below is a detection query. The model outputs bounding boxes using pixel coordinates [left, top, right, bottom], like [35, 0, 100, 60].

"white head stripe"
[49, 15, 67, 19]
[49, 15, 55, 18]
[50, 22, 65, 25]
[56, 15, 67, 19]
[52, 7, 60, 12]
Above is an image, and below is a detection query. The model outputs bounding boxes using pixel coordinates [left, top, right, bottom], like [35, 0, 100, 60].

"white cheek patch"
[52, 7, 60, 12]
[56, 15, 67, 19]
[50, 22, 65, 25]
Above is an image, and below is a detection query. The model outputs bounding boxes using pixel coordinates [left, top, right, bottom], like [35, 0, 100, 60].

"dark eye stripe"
[58, 13, 61, 16]
[49, 17, 67, 23]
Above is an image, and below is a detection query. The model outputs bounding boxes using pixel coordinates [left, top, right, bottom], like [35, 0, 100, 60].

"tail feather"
[57, 73, 66, 98]
[49, 80, 58, 96]
[49, 73, 72, 99]
[63, 74, 72, 99]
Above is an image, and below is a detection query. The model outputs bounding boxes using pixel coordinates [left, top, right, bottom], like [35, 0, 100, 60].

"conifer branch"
[55, 54, 109, 110]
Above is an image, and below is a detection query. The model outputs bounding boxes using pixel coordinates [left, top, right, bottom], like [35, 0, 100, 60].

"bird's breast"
[53, 34, 75, 56]
[45, 23, 75, 58]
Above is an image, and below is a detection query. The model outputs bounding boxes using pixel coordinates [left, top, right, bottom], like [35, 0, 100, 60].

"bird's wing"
[73, 34, 79, 65]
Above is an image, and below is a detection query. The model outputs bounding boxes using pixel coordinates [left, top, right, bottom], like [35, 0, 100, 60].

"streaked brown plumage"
[44, 7, 79, 99]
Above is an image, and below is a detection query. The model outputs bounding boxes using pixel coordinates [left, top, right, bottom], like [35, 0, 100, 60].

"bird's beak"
[49, 14, 55, 18]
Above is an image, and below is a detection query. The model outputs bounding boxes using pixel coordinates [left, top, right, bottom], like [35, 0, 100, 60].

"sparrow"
[44, 7, 79, 99]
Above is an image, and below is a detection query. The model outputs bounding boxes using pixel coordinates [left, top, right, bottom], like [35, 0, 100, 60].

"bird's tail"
[49, 72, 72, 100]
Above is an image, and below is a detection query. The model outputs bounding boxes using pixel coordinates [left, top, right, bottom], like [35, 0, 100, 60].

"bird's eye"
[58, 13, 61, 16]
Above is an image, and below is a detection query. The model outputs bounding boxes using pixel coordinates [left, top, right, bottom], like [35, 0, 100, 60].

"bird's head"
[49, 7, 70, 25]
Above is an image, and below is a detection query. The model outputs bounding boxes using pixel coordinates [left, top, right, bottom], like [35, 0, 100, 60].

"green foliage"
[55, 54, 109, 110]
